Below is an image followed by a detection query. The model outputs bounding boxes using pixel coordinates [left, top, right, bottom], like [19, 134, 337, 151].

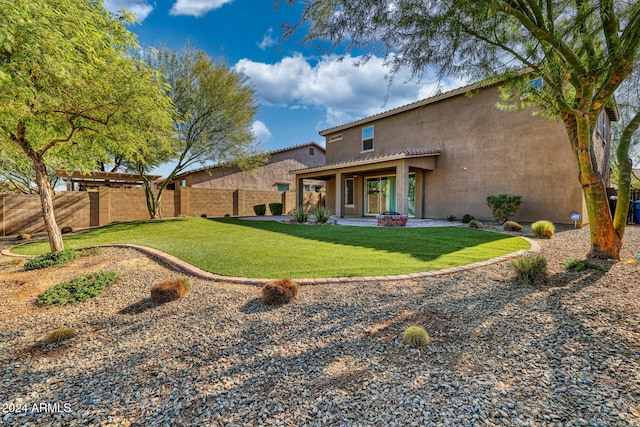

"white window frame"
[345, 178, 355, 207]
[362, 126, 374, 153]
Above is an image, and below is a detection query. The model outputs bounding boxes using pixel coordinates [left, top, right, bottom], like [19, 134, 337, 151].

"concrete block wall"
[1, 192, 92, 236]
[1, 187, 298, 236]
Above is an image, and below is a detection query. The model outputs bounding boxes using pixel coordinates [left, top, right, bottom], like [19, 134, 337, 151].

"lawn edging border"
[105, 238, 540, 286]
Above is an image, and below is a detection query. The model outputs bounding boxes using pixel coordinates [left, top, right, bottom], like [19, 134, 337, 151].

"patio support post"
[297, 177, 305, 210]
[335, 172, 344, 217]
[396, 162, 409, 215]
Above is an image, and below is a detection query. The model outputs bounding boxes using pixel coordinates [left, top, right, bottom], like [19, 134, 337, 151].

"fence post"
[98, 187, 111, 226]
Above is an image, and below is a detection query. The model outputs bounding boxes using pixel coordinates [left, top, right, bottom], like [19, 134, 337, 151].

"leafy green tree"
[140, 44, 265, 219]
[284, 0, 640, 260]
[0, 0, 175, 252]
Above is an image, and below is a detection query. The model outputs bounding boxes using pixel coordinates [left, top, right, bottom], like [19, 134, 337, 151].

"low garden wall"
[0, 187, 320, 236]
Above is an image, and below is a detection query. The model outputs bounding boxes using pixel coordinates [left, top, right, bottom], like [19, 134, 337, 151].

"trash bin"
[609, 196, 617, 218]
[634, 201, 640, 224]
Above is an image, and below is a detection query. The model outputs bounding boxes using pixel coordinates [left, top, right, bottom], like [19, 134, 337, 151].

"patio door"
[365, 174, 415, 216]
[366, 176, 396, 215]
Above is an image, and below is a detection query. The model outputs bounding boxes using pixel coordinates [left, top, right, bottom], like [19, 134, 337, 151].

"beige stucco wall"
[322, 86, 587, 224]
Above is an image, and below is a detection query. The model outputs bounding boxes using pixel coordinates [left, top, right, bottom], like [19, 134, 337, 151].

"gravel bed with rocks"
[0, 225, 639, 427]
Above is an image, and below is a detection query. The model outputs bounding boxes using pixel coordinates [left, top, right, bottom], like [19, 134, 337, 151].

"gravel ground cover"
[0, 225, 639, 426]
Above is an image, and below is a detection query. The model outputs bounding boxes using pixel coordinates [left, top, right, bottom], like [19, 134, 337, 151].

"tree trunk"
[569, 113, 622, 260]
[613, 109, 640, 239]
[32, 156, 64, 252]
[581, 177, 622, 259]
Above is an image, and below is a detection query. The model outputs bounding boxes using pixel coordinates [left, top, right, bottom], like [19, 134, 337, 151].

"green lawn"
[12, 218, 530, 278]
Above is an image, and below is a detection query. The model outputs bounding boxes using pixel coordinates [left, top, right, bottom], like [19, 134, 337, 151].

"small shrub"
[60, 226, 73, 234]
[290, 207, 309, 223]
[16, 233, 31, 241]
[503, 221, 523, 232]
[253, 204, 266, 216]
[468, 219, 483, 228]
[10, 258, 24, 266]
[403, 326, 431, 348]
[261, 278, 299, 305]
[24, 250, 79, 271]
[37, 271, 118, 307]
[508, 254, 549, 286]
[269, 203, 283, 216]
[41, 327, 76, 344]
[313, 206, 333, 223]
[201, 213, 207, 218]
[563, 258, 606, 272]
[486, 194, 522, 224]
[447, 215, 457, 222]
[532, 220, 555, 238]
[76, 247, 102, 257]
[150, 278, 190, 303]
[461, 214, 475, 224]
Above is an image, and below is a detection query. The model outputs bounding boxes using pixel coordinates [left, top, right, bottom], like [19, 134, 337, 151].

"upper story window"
[309, 147, 315, 155]
[362, 126, 374, 152]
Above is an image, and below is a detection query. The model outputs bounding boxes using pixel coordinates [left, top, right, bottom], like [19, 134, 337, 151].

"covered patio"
[292, 149, 441, 218]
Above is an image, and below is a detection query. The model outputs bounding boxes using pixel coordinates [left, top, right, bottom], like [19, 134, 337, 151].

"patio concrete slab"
[238, 215, 461, 227]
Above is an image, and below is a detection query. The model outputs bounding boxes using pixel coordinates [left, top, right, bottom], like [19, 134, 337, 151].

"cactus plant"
[503, 221, 523, 232]
[261, 278, 299, 305]
[42, 327, 76, 344]
[150, 278, 190, 303]
[403, 326, 431, 348]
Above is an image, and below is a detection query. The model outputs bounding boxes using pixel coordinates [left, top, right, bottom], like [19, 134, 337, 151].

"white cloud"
[258, 28, 277, 51]
[169, 0, 234, 17]
[104, 0, 155, 22]
[235, 54, 466, 130]
[251, 120, 272, 142]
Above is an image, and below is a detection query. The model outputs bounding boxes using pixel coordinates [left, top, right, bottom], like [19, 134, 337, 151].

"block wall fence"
[0, 187, 324, 237]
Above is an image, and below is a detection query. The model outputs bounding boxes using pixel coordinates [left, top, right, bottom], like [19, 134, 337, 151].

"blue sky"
[104, 0, 466, 172]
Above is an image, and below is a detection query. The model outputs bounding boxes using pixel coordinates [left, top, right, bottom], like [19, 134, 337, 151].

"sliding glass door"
[365, 174, 415, 216]
[366, 176, 395, 215]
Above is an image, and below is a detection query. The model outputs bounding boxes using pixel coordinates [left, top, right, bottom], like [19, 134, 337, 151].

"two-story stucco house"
[293, 81, 616, 224]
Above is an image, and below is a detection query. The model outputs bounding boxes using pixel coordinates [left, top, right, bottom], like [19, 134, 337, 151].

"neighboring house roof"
[320, 77, 619, 135]
[56, 170, 161, 185]
[171, 142, 325, 182]
[293, 148, 441, 174]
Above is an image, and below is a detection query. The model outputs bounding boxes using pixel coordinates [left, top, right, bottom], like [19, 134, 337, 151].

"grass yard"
[11, 218, 530, 278]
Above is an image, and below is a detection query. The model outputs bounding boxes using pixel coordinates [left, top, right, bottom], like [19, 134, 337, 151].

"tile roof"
[171, 142, 325, 181]
[292, 148, 441, 175]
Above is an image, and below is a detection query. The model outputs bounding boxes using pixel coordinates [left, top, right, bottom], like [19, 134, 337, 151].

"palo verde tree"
[284, 0, 640, 260]
[140, 44, 265, 219]
[0, 0, 175, 252]
[611, 64, 640, 237]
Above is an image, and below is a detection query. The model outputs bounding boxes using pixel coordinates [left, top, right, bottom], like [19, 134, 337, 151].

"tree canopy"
[139, 44, 265, 219]
[0, 0, 175, 251]
[285, 0, 640, 259]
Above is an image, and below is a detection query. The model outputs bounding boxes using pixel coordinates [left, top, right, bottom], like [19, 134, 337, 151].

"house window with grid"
[362, 126, 374, 152]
